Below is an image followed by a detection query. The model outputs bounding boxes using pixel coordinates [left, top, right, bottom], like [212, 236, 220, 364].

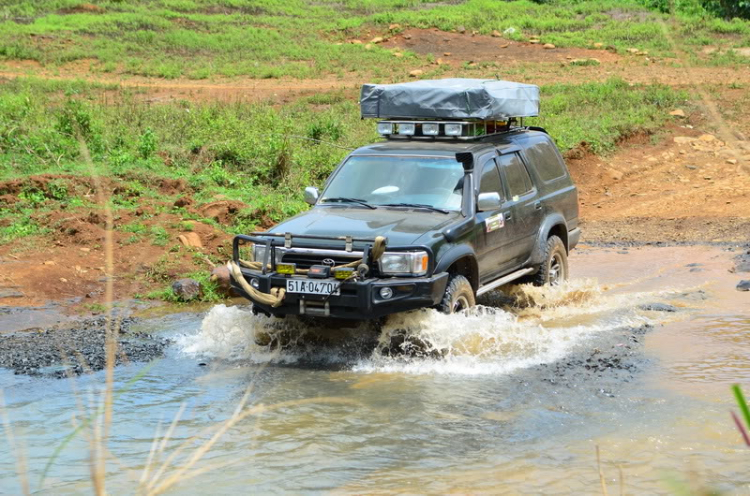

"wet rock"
[0, 317, 169, 378]
[737, 280, 750, 292]
[638, 303, 678, 312]
[172, 278, 202, 301]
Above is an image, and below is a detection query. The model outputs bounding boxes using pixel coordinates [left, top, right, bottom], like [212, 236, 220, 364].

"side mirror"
[304, 186, 319, 205]
[477, 192, 502, 212]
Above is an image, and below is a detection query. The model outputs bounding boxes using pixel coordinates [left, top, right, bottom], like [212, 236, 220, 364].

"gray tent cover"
[360, 78, 540, 120]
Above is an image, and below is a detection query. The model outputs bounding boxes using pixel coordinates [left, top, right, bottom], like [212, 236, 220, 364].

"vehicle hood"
[270, 206, 461, 246]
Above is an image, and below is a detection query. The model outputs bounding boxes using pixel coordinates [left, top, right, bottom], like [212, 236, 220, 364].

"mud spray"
[179, 278, 698, 376]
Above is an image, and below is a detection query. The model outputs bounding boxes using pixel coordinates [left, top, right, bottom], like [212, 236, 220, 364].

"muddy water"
[1, 246, 749, 494]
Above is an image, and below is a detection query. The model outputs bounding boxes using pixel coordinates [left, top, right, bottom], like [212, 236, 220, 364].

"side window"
[524, 138, 567, 182]
[497, 153, 533, 199]
[479, 160, 503, 198]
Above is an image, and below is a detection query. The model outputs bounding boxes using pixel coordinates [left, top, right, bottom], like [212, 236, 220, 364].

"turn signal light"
[334, 267, 355, 280]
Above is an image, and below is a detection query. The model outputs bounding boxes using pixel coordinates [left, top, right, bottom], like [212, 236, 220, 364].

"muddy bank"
[0, 316, 170, 378]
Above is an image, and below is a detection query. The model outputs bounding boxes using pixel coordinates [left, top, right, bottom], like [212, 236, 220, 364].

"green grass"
[0, 0, 747, 80]
[0, 76, 687, 235]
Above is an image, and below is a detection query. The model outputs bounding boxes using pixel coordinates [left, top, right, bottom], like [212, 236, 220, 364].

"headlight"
[378, 251, 429, 276]
[252, 245, 284, 264]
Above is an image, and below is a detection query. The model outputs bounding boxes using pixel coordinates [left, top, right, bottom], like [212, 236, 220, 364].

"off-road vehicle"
[229, 79, 579, 319]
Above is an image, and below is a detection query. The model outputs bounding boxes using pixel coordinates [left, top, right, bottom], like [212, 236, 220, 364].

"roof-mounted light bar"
[377, 119, 519, 140]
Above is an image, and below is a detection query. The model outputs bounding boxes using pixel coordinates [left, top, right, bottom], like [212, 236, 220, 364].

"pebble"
[737, 280, 750, 292]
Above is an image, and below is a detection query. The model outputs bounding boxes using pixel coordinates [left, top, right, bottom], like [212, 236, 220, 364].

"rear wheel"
[438, 274, 476, 314]
[531, 235, 568, 286]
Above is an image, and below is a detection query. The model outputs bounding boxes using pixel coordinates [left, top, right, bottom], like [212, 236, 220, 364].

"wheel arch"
[529, 214, 569, 266]
[434, 245, 480, 293]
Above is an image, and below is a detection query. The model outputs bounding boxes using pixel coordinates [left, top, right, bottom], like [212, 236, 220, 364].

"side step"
[476, 267, 534, 297]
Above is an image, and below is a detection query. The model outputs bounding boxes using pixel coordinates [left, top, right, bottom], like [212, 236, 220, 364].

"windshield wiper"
[321, 197, 377, 210]
[378, 203, 450, 214]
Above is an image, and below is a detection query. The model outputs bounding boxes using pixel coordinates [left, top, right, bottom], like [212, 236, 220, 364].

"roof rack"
[378, 117, 526, 141]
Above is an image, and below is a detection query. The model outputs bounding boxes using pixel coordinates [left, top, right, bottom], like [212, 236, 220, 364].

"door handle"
[504, 212, 512, 220]
[534, 201, 542, 210]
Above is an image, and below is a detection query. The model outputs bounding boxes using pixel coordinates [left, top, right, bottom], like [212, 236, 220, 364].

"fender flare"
[434, 244, 480, 292]
[529, 214, 568, 266]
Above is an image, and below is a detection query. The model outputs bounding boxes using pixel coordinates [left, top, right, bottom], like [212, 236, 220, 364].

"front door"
[475, 157, 516, 283]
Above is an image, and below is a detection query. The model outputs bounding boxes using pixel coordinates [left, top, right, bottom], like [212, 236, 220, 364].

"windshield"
[322, 155, 464, 211]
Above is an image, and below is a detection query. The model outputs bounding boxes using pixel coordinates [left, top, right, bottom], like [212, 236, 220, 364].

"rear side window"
[479, 160, 503, 198]
[497, 153, 533, 198]
[524, 138, 567, 182]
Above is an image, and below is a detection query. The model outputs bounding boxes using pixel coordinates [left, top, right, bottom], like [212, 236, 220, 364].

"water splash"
[180, 279, 691, 375]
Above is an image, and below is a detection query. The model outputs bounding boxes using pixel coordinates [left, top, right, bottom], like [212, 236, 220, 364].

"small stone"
[172, 278, 202, 302]
[543, 43, 555, 49]
[210, 265, 235, 297]
[409, 69, 424, 77]
[364, 43, 373, 50]
[500, 43, 509, 49]
[350, 40, 362, 44]
[492, 30, 502, 37]
[639, 303, 678, 312]
[444, 52, 452, 56]
[673, 136, 694, 144]
[627, 48, 639, 54]
[388, 23, 400, 31]
[737, 280, 750, 292]
[80, 247, 90, 252]
[727, 158, 738, 164]
[593, 42, 604, 48]
[60, 278, 67, 283]
[669, 109, 686, 118]
[457, 25, 466, 34]
[44, 260, 56, 266]
[529, 39, 541, 44]
[173, 196, 192, 208]
[178, 232, 203, 249]
[698, 134, 716, 142]
[370, 36, 384, 44]
[435, 58, 444, 65]
[403, 33, 411, 40]
[393, 52, 403, 58]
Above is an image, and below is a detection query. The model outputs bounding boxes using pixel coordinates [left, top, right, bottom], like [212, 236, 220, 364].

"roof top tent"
[360, 78, 540, 120]
[360, 78, 540, 140]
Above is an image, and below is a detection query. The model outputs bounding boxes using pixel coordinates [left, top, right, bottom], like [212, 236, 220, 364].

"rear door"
[496, 151, 542, 265]
[474, 156, 516, 283]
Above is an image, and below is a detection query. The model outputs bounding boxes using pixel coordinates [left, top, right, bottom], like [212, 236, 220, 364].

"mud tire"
[531, 235, 568, 286]
[438, 274, 476, 314]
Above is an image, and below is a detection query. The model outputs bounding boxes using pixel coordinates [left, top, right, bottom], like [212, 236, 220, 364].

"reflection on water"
[0, 246, 748, 494]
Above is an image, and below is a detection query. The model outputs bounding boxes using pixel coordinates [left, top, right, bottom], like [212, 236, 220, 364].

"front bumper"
[232, 269, 450, 320]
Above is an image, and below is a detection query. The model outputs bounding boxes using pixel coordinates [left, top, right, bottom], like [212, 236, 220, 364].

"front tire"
[438, 275, 476, 314]
[531, 235, 568, 286]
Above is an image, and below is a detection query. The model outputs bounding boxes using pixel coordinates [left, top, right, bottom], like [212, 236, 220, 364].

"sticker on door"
[485, 213, 505, 232]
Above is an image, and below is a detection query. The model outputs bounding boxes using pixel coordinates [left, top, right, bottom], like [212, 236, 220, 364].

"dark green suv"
[230, 126, 579, 319]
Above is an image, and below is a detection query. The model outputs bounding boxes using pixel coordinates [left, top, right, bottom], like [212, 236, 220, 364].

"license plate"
[286, 279, 340, 296]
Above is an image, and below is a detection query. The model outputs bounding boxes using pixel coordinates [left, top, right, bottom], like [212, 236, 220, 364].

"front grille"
[281, 251, 381, 277]
[281, 253, 358, 269]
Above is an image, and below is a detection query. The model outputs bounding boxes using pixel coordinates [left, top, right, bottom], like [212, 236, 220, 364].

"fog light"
[422, 123, 439, 136]
[379, 287, 393, 299]
[377, 122, 393, 135]
[444, 123, 463, 136]
[398, 123, 415, 135]
[250, 278, 260, 289]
